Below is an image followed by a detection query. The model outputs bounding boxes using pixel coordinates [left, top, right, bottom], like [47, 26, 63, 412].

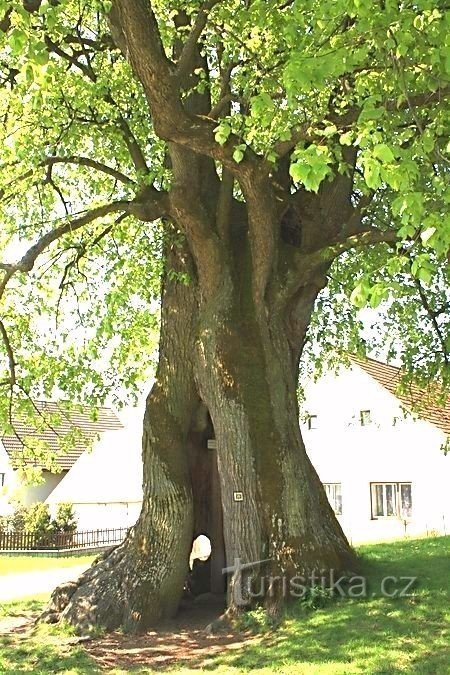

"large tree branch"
[275, 87, 449, 159]
[239, 173, 279, 310]
[175, 0, 222, 83]
[330, 86, 450, 130]
[112, 0, 260, 176]
[410, 267, 449, 366]
[168, 137, 227, 295]
[281, 227, 399, 306]
[45, 35, 97, 81]
[0, 318, 16, 387]
[103, 93, 150, 175]
[45, 156, 135, 186]
[117, 116, 149, 175]
[0, 190, 168, 301]
[39, 26, 149, 178]
[1, 156, 135, 204]
[311, 228, 399, 265]
[0, 202, 128, 278]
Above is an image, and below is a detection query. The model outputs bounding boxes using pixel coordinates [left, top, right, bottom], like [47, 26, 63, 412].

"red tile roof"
[1, 401, 123, 471]
[351, 356, 450, 437]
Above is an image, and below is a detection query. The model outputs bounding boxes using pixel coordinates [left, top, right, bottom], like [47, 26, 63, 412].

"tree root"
[39, 544, 128, 633]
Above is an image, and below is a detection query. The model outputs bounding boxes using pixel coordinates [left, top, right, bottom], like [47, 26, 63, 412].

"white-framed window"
[324, 483, 342, 515]
[360, 410, 372, 426]
[371, 482, 412, 519]
[307, 414, 318, 430]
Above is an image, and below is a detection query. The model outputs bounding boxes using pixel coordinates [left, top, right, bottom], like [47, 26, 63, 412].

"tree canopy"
[0, 0, 449, 447]
[1, 0, 449, 634]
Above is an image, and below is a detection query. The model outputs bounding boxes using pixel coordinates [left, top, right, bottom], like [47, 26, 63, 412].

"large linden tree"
[0, 0, 448, 631]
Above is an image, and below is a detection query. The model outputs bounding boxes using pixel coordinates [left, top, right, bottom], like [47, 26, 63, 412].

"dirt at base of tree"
[87, 624, 256, 671]
[2, 594, 261, 672]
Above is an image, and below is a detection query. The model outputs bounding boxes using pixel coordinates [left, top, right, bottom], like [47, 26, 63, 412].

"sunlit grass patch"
[0, 537, 448, 674]
[0, 554, 95, 576]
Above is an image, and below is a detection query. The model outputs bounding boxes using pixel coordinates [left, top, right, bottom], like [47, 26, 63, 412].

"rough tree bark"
[41, 0, 364, 632]
[42, 209, 355, 632]
[42, 242, 202, 632]
[194, 252, 355, 616]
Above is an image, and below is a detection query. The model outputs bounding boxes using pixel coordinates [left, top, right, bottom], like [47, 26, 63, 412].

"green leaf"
[363, 159, 381, 189]
[290, 145, 333, 192]
[420, 227, 436, 244]
[322, 124, 337, 137]
[340, 131, 353, 146]
[30, 42, 49, 66]
[289, 161, 310, 183]
[373, 144, 395, 164]
[369, 284, 389, 308]
[417, 267, 433, 284]
[233, 145, 245, 163]
[411, 256, 436, 285]
[350, 280, 371, 308]
[214, 121, 231, 146]
[9, 29, 28, 55]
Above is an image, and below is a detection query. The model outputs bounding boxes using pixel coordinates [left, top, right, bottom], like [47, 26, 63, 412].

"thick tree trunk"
[42, 234, 356, 634]
[41, 243, 201, 632]
[195, 284, 355, 616]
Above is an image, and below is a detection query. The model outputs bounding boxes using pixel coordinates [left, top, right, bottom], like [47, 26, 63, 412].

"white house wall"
[21, 471, 67, 507]
[72, 501, 142, 530]
[0, 444, 67, 514]
[301, 365, 450, 543]
[46, 408, 143, 530]
[0, 441, 17, 516]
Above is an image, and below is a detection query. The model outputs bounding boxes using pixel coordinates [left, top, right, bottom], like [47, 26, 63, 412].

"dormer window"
[360, 410, 371, 426]
[307, 414, 318, 430]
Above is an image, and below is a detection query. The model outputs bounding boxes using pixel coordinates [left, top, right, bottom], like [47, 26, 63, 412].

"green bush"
[51, 503, 77, 534]
[23, 503, 51, 538]
[1, 502, 77, 537]
[0, 504, 27, 533]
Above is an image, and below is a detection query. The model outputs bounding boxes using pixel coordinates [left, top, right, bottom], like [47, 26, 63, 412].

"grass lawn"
[0, 593, 50, 618]
[0, 536, 448, 674]
[0, 554, 95, 575]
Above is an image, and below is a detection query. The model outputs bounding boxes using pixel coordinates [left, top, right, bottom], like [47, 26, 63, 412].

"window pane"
[324, 484, 342, 515]
[400, 484, 412, 518]
[334, 484, 342, 515]
[308, 415, 318, 430]
[373, 484, 384, 517]
[385, 484, 396, 516]
[360, 410, 371, 426]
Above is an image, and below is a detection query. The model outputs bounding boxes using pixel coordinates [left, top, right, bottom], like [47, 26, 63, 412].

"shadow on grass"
[1, 537, 448, 674]
[177, 536, 450, 674]
[0, 633, 99, 674]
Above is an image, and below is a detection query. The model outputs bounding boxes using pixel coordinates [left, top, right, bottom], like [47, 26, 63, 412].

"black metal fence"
[0, 527, 129, 551]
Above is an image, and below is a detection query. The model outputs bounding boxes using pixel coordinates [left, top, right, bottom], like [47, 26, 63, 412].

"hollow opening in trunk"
[188, 534, 212, 596]
[190, 534, 212, 568]
[187, 406, 226, 599]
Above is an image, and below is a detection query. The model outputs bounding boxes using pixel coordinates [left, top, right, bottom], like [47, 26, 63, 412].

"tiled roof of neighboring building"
[1, 401, 123, 471]
[351, 356, 450, 437]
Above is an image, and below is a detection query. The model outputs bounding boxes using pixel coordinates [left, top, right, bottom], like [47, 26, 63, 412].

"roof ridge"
[1, 403, 124, 470]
